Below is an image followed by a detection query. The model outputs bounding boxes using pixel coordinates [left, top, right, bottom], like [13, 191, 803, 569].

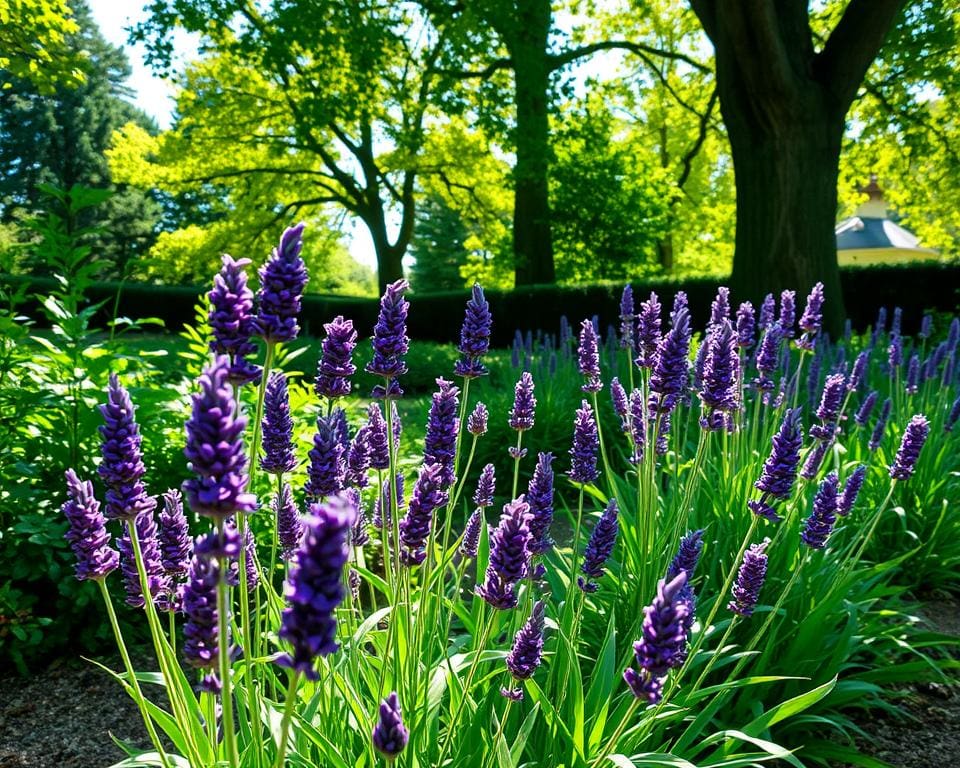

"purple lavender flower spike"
[778, 290, 796, 338]
[314, 315, 357, 400]
[667, 530, 704, 581]
[578, 499, 619, 592]
[946, 396, 960, 433]
[810, 373, 846, 441]
[655, 411, 671, 455]
[455, 284, 493, 378]
[919, 314, 933, 339]
[399, 463, 448, 566]
[736, 301, 755, 349]
[476, 497, 532, 610]
[699, 320, 738, 430]
[366, 279, 410, 387]
[254, 222, 309, 343]
[275, 484, 303, 560]
[99, 374, 156, 522]
[800, 439, 830, 480]
[569, 400, 600, 484]
[855, 391, 878, 427]
[801, 472, 839, 549]
[474, 463, 496, 509]
[619, 285, 635, 351]
[346, 427, 371, 490]
[159, 489, 190, 579]
[508, 372, 536, 431]
[891, 307, 903, 338]
[242, 527, 259, 591]
[260, 372, 297, 475]
[526, 453, 555, 556]
[693, 339, 709, 396]
[578, 318, 603, 393]
[305, 411, 346, 501]
[119, 509, 166, 607]
[183, 357, 256, 519]
[758, 293, 776, 330]
[628, 389, 645, 464]
[460, 509, 483, 559]
[728, 539, 769, 617]
[797, 281, 825, 350]
[947, 318, 960, 356]
[868, 398, 892, 451]
[346, 488, 369, 548]
[748, 408, 803, 523]
[63, 469, 118, 581]
[366, 404, 390, 471]
[649, 307, 692, 414]
[372, 472, 404, 531]
[208, 254, 260, 385]
[372, 692, 409, 758]
[754, 323, 782, 393]
[906, 354, 920, 394]
[424, 378, 459, 489]
[636, 292, 662, 369]
[849, 351, 869, 392]
[277, 493, 356, 679]
[888, 335, 903, 369]
[467, 402, 489, 436]
[182, 549, 221, 693]
[610, 378, 629, 432]
[709, 287, 730, 326]
[838, 465, 867, 516]
[670, 291, 688, 323]
[889, 415, 930, 481]
[623, 573, 689, 704]
[503, 600, 546, 699]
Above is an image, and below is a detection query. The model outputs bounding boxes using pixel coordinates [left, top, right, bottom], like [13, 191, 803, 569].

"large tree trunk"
[725, 103, 846, 332]
[368, 212, 406, 293]
[510, 0, 554, 286]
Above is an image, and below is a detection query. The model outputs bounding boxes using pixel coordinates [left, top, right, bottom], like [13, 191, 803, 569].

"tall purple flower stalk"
[946, 396, 960, 433]
[837, 465, 866, 516]
[709, 286, 730, 326]
[183, 356, 256, 519]
[277, 494, 356, 679]
[801, 472, 839, 549]
[578, 499, 619, 592]
[501, 600, 546, 700]
[305, 411, 346, 501]
[366, 279, 410, 396]
[728, 540, 769, 617]
[526, 453, 555, 556]
[889, 415, 930, 481]
[569, 400, 599, 484]
[372, 692, 409, 758]
[736, 302, 755, 349]
[261, 372, 297, 475]
[508, 372, 536, 431]
[748, 408, 803, 523]
[254, 223, 309, 343]
[275, 484, 303, 560]
[159, 489, 190, 581]
[118, 509, 166, 608]
[399, 463, 448, 566]
[182, 548, 222, 693]
[424, 378, 460, 488]
[98, 374, 155, 521]
[868, 398, 892, 451]
[315, 315, 357, 400]
[366, 404, 390, 471]
[849, 351, 869, 392]
[758, 293, 776, 330]
[62, 469, 119, 581]
[476, 498, 532, 610]
[635, 292, 662, 369]
[855, 391, 879, 427]
[455, 284, 493, 378]
[628, 389, 645, 464]
[778, 290, 796, 338]
[623, 573, 689, 704]
[699, 320, 738, 430]
[649, 307, 692, 414]
[619, 285, 635, 351]
[208, 254, 260, 385]
[467, 402, 489, 436]
[754, 324, 782, 394]
[797, 282, 825, 350]
[810, 373, 846, 441]
[578, 319, 603, 393]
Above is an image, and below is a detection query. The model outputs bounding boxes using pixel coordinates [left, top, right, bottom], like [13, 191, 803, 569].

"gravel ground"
[1, 597, 957, 768]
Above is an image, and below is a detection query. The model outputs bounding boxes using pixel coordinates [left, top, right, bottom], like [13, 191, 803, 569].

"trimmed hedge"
[4, 262, 958, 343]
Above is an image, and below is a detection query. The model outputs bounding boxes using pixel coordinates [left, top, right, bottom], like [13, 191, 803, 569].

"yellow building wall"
[837, 248, 941, 267]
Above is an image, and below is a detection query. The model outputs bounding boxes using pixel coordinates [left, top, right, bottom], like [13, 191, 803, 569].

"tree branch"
[548, 40, 711, 74]
[815, 0, 907, 112]
[677, 86, 719, 190]
[430, 57, 513, 80]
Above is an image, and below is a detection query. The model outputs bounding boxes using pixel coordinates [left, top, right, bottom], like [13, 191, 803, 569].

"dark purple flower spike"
[372, 692, 409, 758]
[315, 315, 357, 400]
[208, 254, 260, 385]
[63, 469, 119, 581]
[255, 222, 309, 343]
[578, 498, 619, 592]
[455, 284, 492, 378]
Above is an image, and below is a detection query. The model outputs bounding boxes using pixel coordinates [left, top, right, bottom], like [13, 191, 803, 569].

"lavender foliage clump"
[315, 315, 357, 400]
[578, 499, 619, 592]
[62, 469, 118, 581]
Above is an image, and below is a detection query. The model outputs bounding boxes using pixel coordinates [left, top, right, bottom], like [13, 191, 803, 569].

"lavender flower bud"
[848, 351, 869, 392]
[261, 372, 297, 475]
[504, 600, 546, 691]
[455, 284, 493, 378]
[373, 473, 404, 531]
[424, 378, 459, 488]
[946, 395, 960, 433]
[801, 472, 839, 549]
[619, 285, 635, 351]
[754, 324, 782, 392]
[888, 335, 903, 369]
[699, 320, 738, 429]
[778, 290, 795, 338]
[254, 223, 309, 343]
[569, 400, 599, 484]
[473, 463, 496, 509]
[508, 372, 536, 431]
[159, 489, 190, 579]
[208, 254, 260, 385]
[667, 530, 704, 581]
[906, 354, 920, 394]
[578, 319, 602, 393]
[748, 408, 803, 523]
[727, 540, 769, 617]
[736, 301, 755, 348]
[797, 281, 825, 349]
[919, 314, 933, 339]
[610, 378, 629, 431]
[837, 465, 866, 516]
[277, 494, 356, 679]
[366, 404, 390, 470]
[275, 484, 303, 560]
[578, 499, 619, 592]
[800, 439, 830, 480]
[372, 692, 409, 758]
[709, 287, 730, 326]
[183, 357, 256, 519]
[348, 489, 369, 548]
[670, 291, 688, 324]
[758, 293, 776, 330]
[305, 411, 346, 501]
[63, 469, 118, 581]
[891, 306, 902, 338]
[628, 389, 645, 464]
[460, 509, 483, 559]
[889, 414, 930, 481]
[366, 279, 410, 383]
[467, 402, 489, 436]
[635, 292, 662, 369]
[399, 464, 448, 566]
[649, 307, 692, 414]
[346, 427, 371, 490]
[119, 510, 166, 607]
[182, 548, 221, 693]
[98, 374, 155, 521]
[525, 453, 555, 556]
[868, 398, 892, 451]
[476, 497, 532, 610]
[314, 315, 357, 400]
[810, 373, 846, 441]
[855, 390, 879, 427]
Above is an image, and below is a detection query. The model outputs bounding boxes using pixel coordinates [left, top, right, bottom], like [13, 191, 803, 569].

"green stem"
[97, 579, 172, 768]
[217, 540, 239, 768]
[482, 697, 515, 768]
[511, 431, 524, 499]
[590, 698, 641, 768]
[273, 672, 301, 768]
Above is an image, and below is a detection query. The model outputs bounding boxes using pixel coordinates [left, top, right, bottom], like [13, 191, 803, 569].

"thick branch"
[815, 0, 907, 112]
[676, 86, 719, 190]
[430, 57, 513, 80]
[549, 40, 711, 74]
[719, 0, 796, 99]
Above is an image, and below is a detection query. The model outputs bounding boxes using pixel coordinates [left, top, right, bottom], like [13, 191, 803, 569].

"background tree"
[0, 0, 85, 92]
[0, 0, 161, 278]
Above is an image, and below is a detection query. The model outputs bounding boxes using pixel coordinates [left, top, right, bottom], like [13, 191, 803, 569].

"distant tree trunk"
[367, 209, 408, 293]
[510, 0, 554, 286]
[689, 0, 907, 333]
